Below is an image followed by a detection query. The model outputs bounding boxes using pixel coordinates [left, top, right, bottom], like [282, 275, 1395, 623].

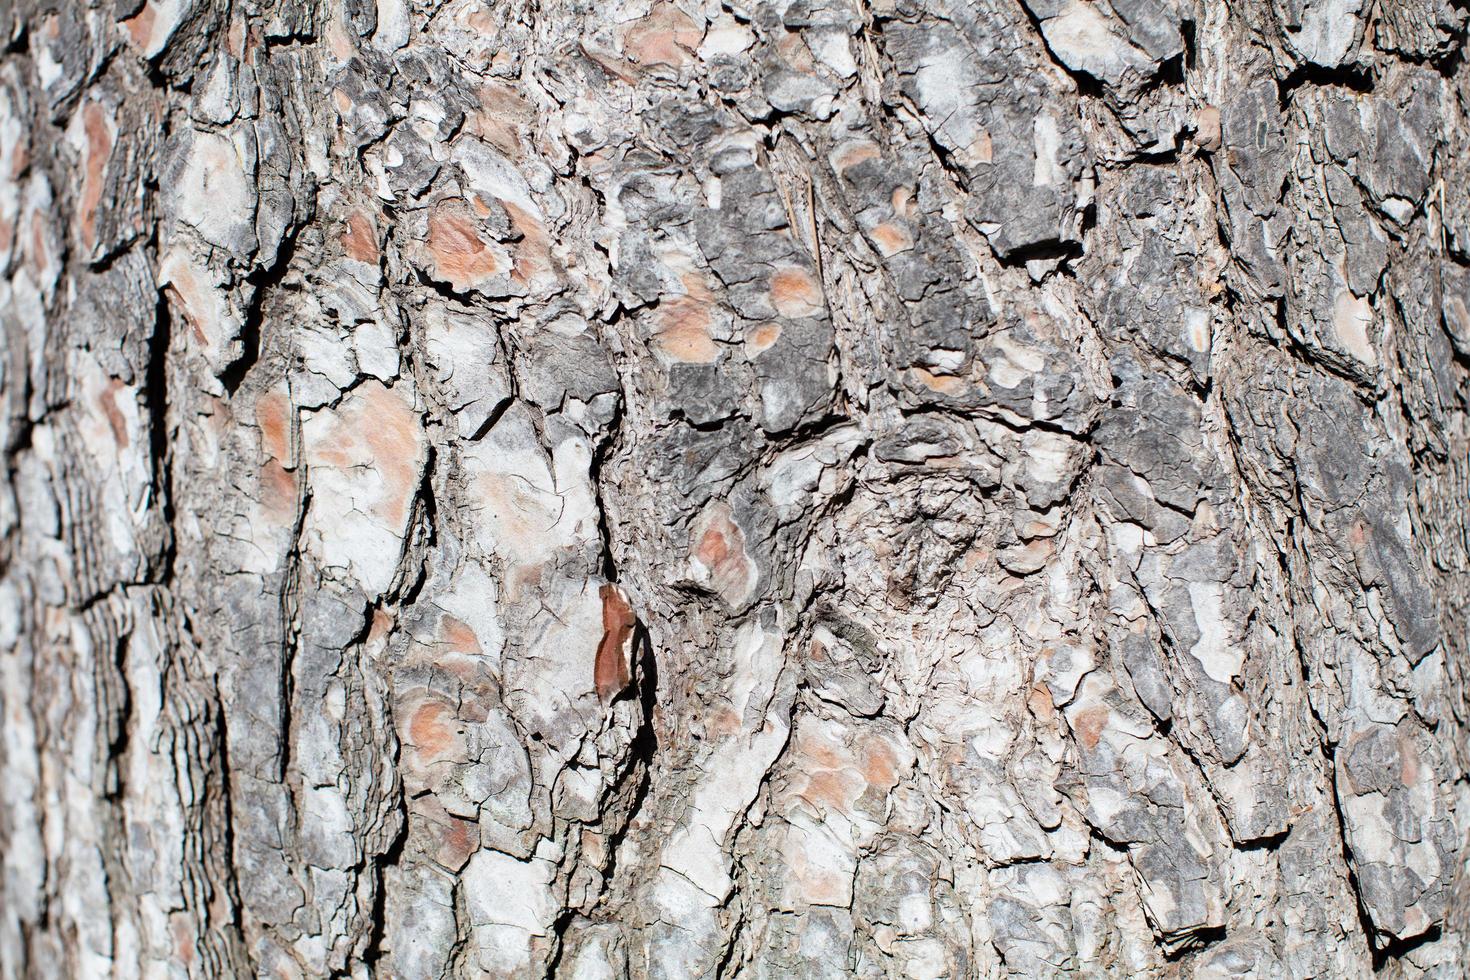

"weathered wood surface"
[2, 0, 1470, 976]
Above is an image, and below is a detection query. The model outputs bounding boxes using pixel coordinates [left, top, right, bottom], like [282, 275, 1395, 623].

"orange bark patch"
[788, 848, 849, 907]
[259, 459, 298, 521]
[788, 727, 874, 815]
[708, 705, 742, 739]
[968, 131, 993, 166]
[1027, 683, 1055, 721]
[359, 383, 424, 527]
[99, 379, 128, 447]
[427, 204, 506, 291]
[579, 43, 640, 84]
[433, 813, 477, 870]
[1399, 732, 1420, 787]
[341, 211, 378, 263]
[166, 283, 207, 346]
[769, 265, 824, 318]
[624, 3, 703, 68]
[1194, 106, 1221, 152]
[465, 8, 496, 33]
[911, 367, 966, 396]
[1020, 518, 1058, 539]
[831, 141, 880, 176]
[697, 522, 732, 568]
[28, 210, 50, 279]
[501, 199, 553, 287]
[324, 19, 352, 61]
[891, 186, 916, 218]
[1071, 705, 1109, 751]
[595, 583, 638, 704]
[234, 18, 254, 60]
[653, 271, 719, 362]
[79, 102, 112, 253]
[744, 322, 781, 357]
[1347, 519, 1368, 551]
[479, 81, 531, 116]
[159, 255, 214, 347]
[477, 473, 552, 567]
[800, 769, 861, 811]
[580, 827, 608, 866]
[411, 795, 478, 871]
[775, 31, 814, 69]
[368, 608, 395, 647]
[409, 700, 458, 762]
[868, 221, 913, 256]
[1187, 314, 1210, 353]
[860, 737, 899, 792]
[122, 3, 156, 49]
[799, 728, 847, 770]
[653, 294, 719, 363]
[170, 915, 195, 969]
[438, 615, 483, 656]
[690, 501, 757, 608]
[255, 391, 291, 463]
[305, 381, 425, 541]
[470, 83, 531, 156]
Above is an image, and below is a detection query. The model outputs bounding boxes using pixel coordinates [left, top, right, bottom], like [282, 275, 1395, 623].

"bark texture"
[3, 0, 1470, 976]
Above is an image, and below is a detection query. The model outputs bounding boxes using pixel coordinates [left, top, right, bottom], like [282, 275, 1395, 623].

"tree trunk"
[3, 0, 1470, 976]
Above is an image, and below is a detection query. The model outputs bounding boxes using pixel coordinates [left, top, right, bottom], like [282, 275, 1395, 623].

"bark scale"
[2, 0, 1470, 977]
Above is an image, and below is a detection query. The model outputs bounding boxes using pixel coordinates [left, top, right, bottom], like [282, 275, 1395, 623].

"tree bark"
[3, 0, 1470, 976]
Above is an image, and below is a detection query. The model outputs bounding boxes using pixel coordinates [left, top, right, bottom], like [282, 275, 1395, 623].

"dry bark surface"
[3, 0, 1470, 976]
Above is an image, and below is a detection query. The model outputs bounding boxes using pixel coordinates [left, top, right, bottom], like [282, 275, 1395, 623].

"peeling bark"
[3, 0, 1470, 977]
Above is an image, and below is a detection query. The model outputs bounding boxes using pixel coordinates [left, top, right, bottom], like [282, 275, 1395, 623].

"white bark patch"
[699, 15, 755, 59]
[1333, 289, 1377, 366]
[72, 352, 148, 564]
[1033, 113, 1065, 187]
[777, 813, 857, 910]
[301, 380, 426, 596]
[463, 409, 597, 597]
[1289, 0, 1363, 67]
[1022, 430, 1075, 487]
[371, 0, 411, 53]
[1185, 307, 1212, 353]
[1037, 1, 1152, 87]
[174, 129, 256, 254]
[659, 622, 788, 899]
[464, 850, 557, 972]
[1187, 582, 1245, 684]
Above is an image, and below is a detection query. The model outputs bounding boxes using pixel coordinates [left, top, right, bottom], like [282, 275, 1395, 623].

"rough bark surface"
[3, 0, 1470, 976]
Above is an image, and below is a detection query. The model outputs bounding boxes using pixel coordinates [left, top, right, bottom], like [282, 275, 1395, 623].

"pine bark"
[3, 0, 1470, 976]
